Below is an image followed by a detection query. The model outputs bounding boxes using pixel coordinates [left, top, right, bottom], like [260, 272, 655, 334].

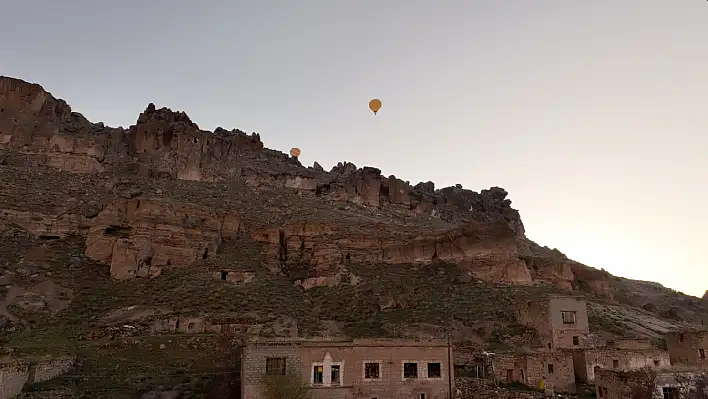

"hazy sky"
[2, 1, 707, 296]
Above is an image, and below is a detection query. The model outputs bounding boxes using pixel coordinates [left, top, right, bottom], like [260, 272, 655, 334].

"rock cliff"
[1, 75, 706, 347]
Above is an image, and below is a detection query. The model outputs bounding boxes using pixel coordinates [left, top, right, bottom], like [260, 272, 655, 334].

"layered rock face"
[0, 75, 608, 296]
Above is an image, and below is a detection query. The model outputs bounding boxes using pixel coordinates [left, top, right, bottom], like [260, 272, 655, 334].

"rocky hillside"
[0, 75, 706, 396]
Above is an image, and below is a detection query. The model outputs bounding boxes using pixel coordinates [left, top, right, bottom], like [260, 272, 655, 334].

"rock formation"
[0, 74, 704, 342]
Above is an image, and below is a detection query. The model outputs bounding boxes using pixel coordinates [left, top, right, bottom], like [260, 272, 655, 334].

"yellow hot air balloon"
[369, 99, 382, 115]
[289, 147, 301, 158]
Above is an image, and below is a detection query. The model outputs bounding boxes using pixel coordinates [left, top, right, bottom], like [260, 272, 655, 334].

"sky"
[2, 0, 707, 296]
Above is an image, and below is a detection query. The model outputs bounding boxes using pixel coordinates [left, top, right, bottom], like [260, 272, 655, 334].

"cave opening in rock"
[38, 235, 61, 240]
[104, 225, 131, 238]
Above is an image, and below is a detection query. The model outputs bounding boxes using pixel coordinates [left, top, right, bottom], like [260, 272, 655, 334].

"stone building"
[666, 328, 708, 367]
[492, 350, 575, 393]
[573, 338, 671, 383]
[594, 366, 704, 399]
[517, 295, 591, 350]
[241, 337, 454, 399]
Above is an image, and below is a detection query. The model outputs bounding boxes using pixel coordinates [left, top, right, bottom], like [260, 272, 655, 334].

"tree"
[261, 373, 311, 399]
[675, 372, 708, 399]
[626, 367, 662, 399]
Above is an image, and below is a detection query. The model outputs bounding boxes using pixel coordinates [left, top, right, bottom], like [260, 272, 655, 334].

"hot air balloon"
[289, 147, 301, 158]
[369, 99, 382, 115]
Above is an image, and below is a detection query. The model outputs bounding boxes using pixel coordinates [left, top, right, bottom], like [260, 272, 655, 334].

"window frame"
[265, 357, 287, 376]
[427, 362, 442, 379]
[560, 310, 577, 325]
[363, 361, 382, 380]
[403, 362, 419, 379]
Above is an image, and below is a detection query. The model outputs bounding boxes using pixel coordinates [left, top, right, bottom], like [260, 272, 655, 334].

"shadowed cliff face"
[1, 74, 705, 340]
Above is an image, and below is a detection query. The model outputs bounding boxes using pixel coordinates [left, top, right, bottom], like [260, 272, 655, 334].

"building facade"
[493, 351, 576, 393]
[666, 329, 708, 368]
[517, 295, 591, 350]
[573, 345, 671, 383]
[241, 338, 454, 399]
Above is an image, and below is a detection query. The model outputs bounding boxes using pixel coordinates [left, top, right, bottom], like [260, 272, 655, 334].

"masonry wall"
[574, 348, 670, 383]
[492, 354, 526, 384]
[517, 301, 552, 349]
[0, 356, 74, 399]
[666, 330, 708, 367]
[595, 367, 675, 399]
[241, 343, 304, 399]
[492, 352, 575, 393]
[303, 341, 452, 399]
[525, 351, 575, 393]
[548, 297, 590, 349]
[0, 360, 30, 399]
[242, 339, 453, 399]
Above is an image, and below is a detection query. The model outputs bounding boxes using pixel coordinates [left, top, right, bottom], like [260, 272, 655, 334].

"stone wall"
[241, 339, 453, 399]
[0, 356, 74, 398]
[594, 367, 672, 399]
[573, 347, 670, 383]
[666, 329, 708, 367]
[492, 351, 575, 393]
[517, 296, 590, 351]
[548, 297, 590, 349]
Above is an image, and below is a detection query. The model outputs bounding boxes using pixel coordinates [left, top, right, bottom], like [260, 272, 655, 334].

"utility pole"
[447, 331, 453, 399]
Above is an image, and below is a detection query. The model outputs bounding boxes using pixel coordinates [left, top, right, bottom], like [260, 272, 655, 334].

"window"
[662, 386, 679, 399]
[679, 333, 685, 342]
[265, 357, 287, 376]
[313, 365, 323, 385]
[613, 359, 619, 369]
[654, 360, 660, 367]
[331, 365, 341, 385]
[427, 363, 441, 378]
[404, 362, 418, 378]
[572, 336, 579, 345]
[700, 349, 706, 359]
[547, 364, 554, 374]
[420, 394, 426, 399]
[364, 362, 380, 379]
[561, 311, 577, 325]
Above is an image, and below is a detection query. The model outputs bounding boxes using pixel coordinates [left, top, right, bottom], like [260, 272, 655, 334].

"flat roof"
[245, 337, 449, 348]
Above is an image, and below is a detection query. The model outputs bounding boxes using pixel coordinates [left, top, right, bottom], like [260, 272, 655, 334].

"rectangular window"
[331, 365, 341, 385]
[364, 362, 380, 379]
[561, 311, 577, 325]
[265, 357, 286, 376]
[313, 365, 323, 385]
[654, 360, 660, 367]
[427, 363, 441, 378]
[572, 336, 579, 345]
[404, 362, 418, 378]
[613, 359, 619, 368]
[547, 364, 554, 374]
[663, 386, 679, 399]
[700, 349, 705, 359]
